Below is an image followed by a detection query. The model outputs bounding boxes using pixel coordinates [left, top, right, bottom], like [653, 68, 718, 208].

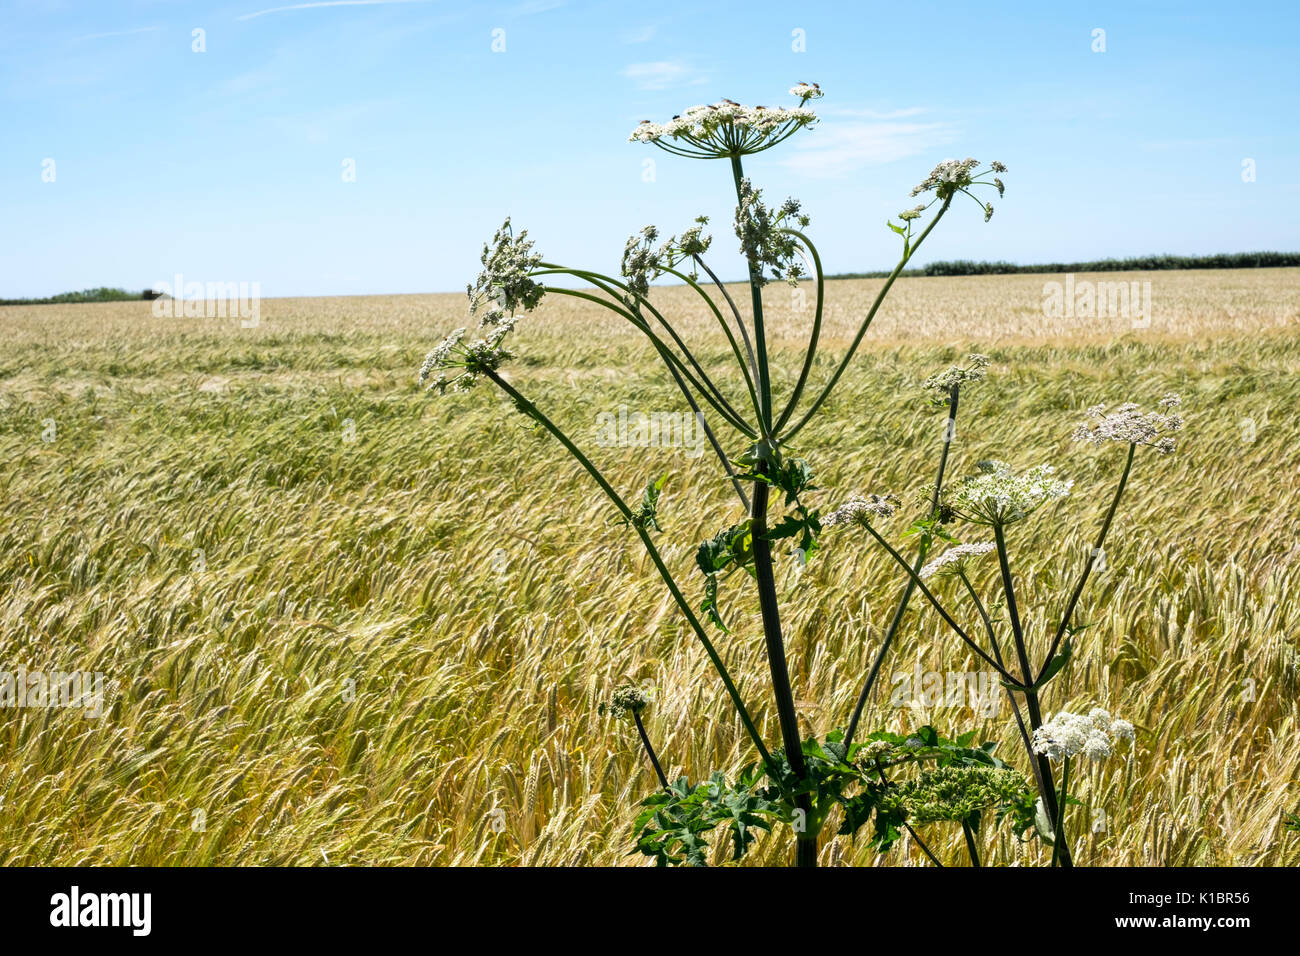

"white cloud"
[781, 119, 956, 178]
[509, 0, 566, 15]
[237, 0, 433, 22]
[621, 24, 656, 44]
[73, 25, 162, 41]
[621, 60, 707, 91]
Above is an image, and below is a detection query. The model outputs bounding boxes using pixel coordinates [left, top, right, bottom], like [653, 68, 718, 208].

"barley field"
[2, 267, 1298, 866]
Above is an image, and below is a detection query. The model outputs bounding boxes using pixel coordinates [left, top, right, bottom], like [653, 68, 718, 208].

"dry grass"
[1, 268, 1298, 866]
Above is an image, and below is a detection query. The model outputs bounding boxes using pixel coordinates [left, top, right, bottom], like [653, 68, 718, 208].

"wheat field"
[1, 267, 1298, 866]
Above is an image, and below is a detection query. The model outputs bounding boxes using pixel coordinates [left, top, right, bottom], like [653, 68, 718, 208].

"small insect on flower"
[598, 684, 649, 720]
[789, 82, 823, 101]
[1072, 393, 1183, 454]
[942, 460, 1072, 527]
[919, 541, 997, 580]
[822, 493, 900, 529]
[922, 353, 990, 404]
[1032, 708, 1134, 763]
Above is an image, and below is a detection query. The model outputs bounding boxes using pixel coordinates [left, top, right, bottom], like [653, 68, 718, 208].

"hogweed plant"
[419, 84, 1181, 867]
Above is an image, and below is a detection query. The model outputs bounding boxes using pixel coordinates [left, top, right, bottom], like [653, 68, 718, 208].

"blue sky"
[2, 0, 1298, 298]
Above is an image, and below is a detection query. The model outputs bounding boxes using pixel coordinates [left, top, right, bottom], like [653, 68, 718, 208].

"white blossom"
[822, 493, 900, 528]
[943, 460, 1072, 526]
[919, 541, 996, 580]
[1072, 394, 1183, 454]
[789, 82, 823, 101]
[629, 90, 820, 158]
[1033, 708, 1134, 763]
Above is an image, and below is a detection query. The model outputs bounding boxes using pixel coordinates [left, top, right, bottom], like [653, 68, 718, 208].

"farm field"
[1, 267, 1298, 866]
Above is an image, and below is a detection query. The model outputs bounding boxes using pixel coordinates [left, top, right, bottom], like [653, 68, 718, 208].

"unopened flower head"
[1032, 708, 1134, 763]
[599, 683, 649, 721]
[621, 217, 713, 302]
[822, 493, 900, 528]
[1072, 393, 1183, 454]
[922, 353, 990, 403]
[898, 204, 925, 221]
[467, 217, 545, 323]
[943, 460, 1072, 526]
[919, 541, 997, 580]
[734, 178, 810, 286]
[876, 765, 1034, 825]
[629, 88, 821, 159]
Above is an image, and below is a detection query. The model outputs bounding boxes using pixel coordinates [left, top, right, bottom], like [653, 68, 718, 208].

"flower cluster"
[598, 684, 649, 721]
[467, 217, 545, 323]
[822, 493, 900, 528]
[418, 324, 513, 394]
[942, 460, 1073, 526]
[789, 82, 823, 102]
[910, 158, 1006, 221]
[629, 88, 820, 159]
[620, 217, 713, 302]
[876, 765, 1034, 825]
[1072, 394, 1183, 454]
[922, 353, 990, 404]
[734, 178, 810, 286]
[919, 541, 996, 580]
[1032, 708, 1135, 763]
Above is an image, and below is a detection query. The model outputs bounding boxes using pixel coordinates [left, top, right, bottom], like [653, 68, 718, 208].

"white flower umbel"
[789, 82, 823, 102]
[943, 460, 1073, 527]
[919, 541, 997, 580]
[822, 493, 900, 528]
[1032, 709, 1135, 763]
[419, 324, 511, 395]
[629, 87, 821, 159]
[909, 158, 1006, 222]
[1072, 393, 1183, 455]
[468, 217, 545, 322]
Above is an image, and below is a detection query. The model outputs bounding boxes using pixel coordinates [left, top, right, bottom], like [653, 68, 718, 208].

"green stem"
[962, 819, 982, 867]
[751, 466, 816, 867]
[844, 384, 961, 748]
[992, 522, 1072, 867]
[771, 228, 824, 434]
[730, 154, 773, 434]
[482, 368, 772, 767]
[632, 710, 669, 790]
[783, 194, 953, 442]
[660, 265, 763, 426]
[860, 523, 1019, 685]
[1037, 442, 1135, 680]
[1051, 756, 1070, 867]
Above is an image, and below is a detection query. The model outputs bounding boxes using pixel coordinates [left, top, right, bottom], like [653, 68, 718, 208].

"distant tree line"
[831, 251, 1300, 279]
[0, 287, 158, 306]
